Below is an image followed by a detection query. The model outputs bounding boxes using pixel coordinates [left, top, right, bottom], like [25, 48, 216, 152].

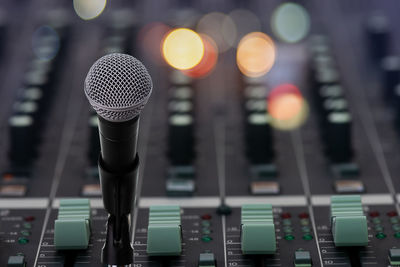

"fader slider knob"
[8, 115, 37, 165]
[167, 114, 195, 165]
[366, 14, 390, 61]
[381, 55, 400, 101]
[245, 113, 274, 164]
[325, 112, 353, 163]
[330, 195, 368, 247]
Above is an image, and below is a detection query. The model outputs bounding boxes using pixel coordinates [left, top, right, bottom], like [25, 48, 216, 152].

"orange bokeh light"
[269, 94, 303, 120]
[236, 32, 276, 77]
[183, 34, 218, 78]
[267, 83, 308, 130]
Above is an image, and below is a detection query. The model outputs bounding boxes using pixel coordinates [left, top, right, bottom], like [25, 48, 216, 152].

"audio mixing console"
[0, 0, 400, 266]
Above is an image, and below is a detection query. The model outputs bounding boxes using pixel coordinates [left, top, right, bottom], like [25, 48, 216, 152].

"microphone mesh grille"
[84, 53, 152, 122]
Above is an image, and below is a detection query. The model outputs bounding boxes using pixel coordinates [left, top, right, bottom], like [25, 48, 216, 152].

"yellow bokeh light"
[236, 32, 276, 78]
[162, 28, 204, 70]
[73, 0, 106, 20]
[183, 34, 218, 78]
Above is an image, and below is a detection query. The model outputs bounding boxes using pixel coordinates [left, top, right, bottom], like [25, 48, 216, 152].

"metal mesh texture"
[84, 53, 153, 122]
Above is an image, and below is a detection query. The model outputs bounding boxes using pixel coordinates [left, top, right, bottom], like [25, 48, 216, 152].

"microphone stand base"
[101, 215, 133, 266]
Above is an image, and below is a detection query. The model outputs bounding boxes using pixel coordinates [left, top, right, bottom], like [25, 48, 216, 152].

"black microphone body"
[97, 116, 140, 265]
[98, 116, 139, 172]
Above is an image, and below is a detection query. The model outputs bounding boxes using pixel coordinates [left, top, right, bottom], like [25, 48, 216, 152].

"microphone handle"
[98, 116, 139, 173]
[97, 116, 139, 265]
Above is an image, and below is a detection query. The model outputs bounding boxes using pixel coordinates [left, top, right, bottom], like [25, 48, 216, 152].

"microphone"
[84, 53, 152, 265]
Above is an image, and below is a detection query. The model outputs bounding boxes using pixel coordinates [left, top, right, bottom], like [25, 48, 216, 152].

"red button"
[369, 211, 380, 217]
[281, 213, 291, 219]
[387, 211, 398, 217]
[201, 214, 212, 220]
[299, 213, 309, 219]
[24, 216, 35, 222]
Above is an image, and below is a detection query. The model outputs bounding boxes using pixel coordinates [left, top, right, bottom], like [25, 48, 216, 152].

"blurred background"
[0, 0, 400, 266]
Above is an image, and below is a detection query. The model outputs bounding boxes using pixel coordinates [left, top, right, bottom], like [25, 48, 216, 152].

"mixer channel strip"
[330, 195, 368, 247]
[54, 198, 91, 250]
[146, 205, 182, 256]
[241, 204, 276, 255]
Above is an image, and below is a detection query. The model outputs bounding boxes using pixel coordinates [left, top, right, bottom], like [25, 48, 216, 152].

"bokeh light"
[182, 34, 218, 78]
[138, 22, 171, 64]
[32, 26, 60, 61]
[73, 0, 106, 20]
[271, 2, 310, 43]
[196, 12, 236, 53]
[162, 28, 204, 70]
[236, 32, 276, 77]
[228, 9, 261, 47]
[267, 83, 308, 130]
